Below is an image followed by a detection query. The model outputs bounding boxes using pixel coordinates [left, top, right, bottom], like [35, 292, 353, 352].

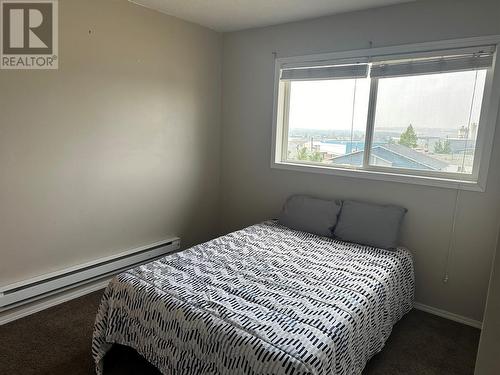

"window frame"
[271, 36, 500, 192]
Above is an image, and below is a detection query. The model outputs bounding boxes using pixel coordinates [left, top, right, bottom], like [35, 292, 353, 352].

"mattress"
[92, 221, 414, 375]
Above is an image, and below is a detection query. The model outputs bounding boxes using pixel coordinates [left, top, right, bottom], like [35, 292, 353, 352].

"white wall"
[221, 0, 500, 321]
[0, 0, 222, 286]
[475, 229, 500, 374]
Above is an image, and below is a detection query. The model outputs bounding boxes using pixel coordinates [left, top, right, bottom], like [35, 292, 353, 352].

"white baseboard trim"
[414, 302, 483, 329]
[0, 278, 110, 326]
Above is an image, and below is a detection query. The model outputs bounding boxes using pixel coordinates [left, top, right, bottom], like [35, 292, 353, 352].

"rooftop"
[331, 143, 449, 171]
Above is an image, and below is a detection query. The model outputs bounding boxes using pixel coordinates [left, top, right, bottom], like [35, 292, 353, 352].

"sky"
[288, 69, 486, 133]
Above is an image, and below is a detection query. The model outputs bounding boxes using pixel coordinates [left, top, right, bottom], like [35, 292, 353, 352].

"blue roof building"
[330, 143, 449, 171]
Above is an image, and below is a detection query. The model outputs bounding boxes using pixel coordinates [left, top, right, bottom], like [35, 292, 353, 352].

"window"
[287, 78, 370, 167]
[272, 39, 500, 190]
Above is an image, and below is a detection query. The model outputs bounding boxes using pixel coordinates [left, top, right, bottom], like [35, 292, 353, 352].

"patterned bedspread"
[92, 221, 414, 375]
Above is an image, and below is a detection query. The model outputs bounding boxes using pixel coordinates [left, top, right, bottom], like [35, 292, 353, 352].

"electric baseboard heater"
[0, 237, 180, 311]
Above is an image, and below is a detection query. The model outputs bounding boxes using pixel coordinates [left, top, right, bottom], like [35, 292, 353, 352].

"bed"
[92, 220, 414, 375]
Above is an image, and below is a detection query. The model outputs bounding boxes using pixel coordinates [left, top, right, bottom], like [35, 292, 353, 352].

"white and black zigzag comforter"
[92, 221, 414, 375]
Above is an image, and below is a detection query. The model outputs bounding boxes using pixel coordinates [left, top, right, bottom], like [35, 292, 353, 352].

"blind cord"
[460, 69, 479, 172]
[443, 69, 479, 284]
[348, 79, 358, 165]
[443, 187, 461, 283]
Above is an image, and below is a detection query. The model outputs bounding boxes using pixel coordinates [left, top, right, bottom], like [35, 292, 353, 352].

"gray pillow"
[278, 195, 341, 237]
[334, 200, 407, 249]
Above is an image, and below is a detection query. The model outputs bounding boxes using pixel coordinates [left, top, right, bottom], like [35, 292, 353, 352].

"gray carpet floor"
[0, 290, 480, 375]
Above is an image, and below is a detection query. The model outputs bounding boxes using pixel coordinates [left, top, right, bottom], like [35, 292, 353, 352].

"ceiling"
[130, 0, 416, 32]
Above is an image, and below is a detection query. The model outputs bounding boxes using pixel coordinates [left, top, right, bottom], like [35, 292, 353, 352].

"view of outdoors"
[286, 69, 487, 174]
[287, 78, 370, 166]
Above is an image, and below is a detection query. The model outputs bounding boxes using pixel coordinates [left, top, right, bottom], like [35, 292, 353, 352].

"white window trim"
[270, 35, 500, 192]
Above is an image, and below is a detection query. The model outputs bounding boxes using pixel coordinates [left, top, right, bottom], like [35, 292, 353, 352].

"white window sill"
[271, 161, 485, 192]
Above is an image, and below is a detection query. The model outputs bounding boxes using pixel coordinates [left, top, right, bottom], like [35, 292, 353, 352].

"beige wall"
[220, 0, 500, 321]
[475, 229, 500, 374]
[0, 0, 222, 286]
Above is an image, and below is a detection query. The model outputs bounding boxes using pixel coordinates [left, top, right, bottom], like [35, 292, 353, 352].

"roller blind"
[371, 53, 494, 79]
[280, 64, 369, 81]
